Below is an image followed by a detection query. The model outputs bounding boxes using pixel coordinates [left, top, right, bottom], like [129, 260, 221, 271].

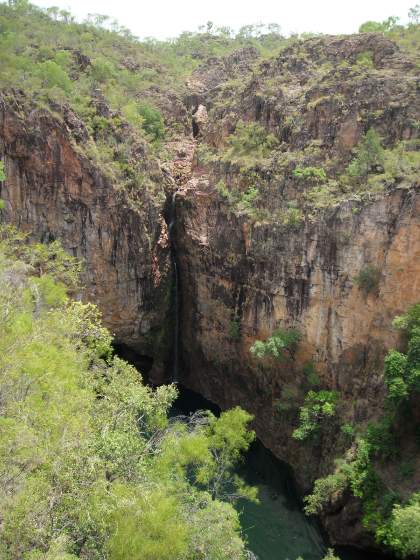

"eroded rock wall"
[0, 95, 172, 373]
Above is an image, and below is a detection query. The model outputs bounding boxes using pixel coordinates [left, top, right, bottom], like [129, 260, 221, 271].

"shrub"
[356, 51, 374, 68]
[229, 319, 241, 341]
[196, 143, 217, 166]
[384, 303, 420, 402]
[282, 206, 303, 227]
[122, 101, 165, 141]
[392, 303, 420, 335]
[223, 121, 277, 167]
[250, 328, 301, 361]
[347, 129, 385, 178]
[0, 236, 256, 558]
[359, 16, 399, 33]
[304, 471, 348, 514]
[237, 186, 259, 215]
[293, 166, 327, 182]
[388, 493, 420, 557]
[341, 423, 355, 439]
[322, 550, 341, 560]
[292, 390, 339, 441]
[137, 103, 165, 141]
[355, 265, 381, 295]
[36, 60, 72, 93]
[303, 361, 320, 386]
[90, 57, 116, 82]
[366, 417, 397, 459]
[384, 351, 409, 400]
[274, 383, 299, 414]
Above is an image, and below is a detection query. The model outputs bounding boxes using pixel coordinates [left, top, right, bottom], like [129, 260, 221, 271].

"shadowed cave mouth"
[112, 342, 154, 375]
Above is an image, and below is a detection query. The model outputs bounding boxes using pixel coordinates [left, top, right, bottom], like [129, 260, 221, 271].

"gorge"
[0, 3, 419, 558]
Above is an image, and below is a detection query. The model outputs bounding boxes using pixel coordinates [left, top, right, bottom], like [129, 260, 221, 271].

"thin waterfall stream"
[168, 191, 180, 383]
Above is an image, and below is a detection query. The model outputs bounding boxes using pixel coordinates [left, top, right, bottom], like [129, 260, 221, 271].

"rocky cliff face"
[0, 93, 172, 374]
[175, 181, 419, 545]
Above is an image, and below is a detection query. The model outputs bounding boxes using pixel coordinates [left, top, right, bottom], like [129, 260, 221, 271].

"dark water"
[237, 440, 325, 560]
[173, 386, 393, 560]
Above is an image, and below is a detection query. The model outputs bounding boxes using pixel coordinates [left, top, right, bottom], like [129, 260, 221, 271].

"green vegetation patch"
[303, 303, 420, 557]
[0, 226, 257, 560]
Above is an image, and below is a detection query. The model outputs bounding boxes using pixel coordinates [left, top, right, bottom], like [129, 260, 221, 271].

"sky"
[31, 0, 415, 40]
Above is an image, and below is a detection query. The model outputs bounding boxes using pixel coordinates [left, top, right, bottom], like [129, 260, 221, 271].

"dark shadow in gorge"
[111, 339, 397, 560]
[172, 385, 396, 560]
[113, 342, 154, 376]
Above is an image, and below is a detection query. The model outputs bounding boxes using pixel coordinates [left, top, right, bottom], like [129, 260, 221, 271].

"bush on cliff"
[250, 328, 301, 361]
[292, 390, 339, 441]
[303, 303, 420, 556]
[347, 129, 385, 178]
[222, 121, 278, 168]
[388, 493, 420, 557]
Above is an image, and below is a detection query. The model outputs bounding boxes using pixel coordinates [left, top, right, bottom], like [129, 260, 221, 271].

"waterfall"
[168, 191, 180, 383]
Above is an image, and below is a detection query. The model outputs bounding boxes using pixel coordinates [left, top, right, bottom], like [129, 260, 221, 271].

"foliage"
[274, 383, 299, 414]
[292, 390, 339, 441]
[354, 265, 381, 296]
[304, 471, 347, 514]
[384, 304, 420, 402]
[388, 493, 420, 557]
[138, 103, 165, 142]
[222, 121, 278, 168]
[408, 4, 420, 25]
[36, 60, 72, 93]
[355, 51, 374, 68]
[304, 305, 420, 554]
[215, 177, 263, 220]
[303, 361, 320, 387]
[250, 328, 301, 361]
[366, 140, 420, 190]
[322, 549, 341, 560]
[293, 166, 327, 182]
[341, 423, 355, 439]
[359, 16, 400, 33]
[229, 319, 241, 341]
[346, 129, 385, 178]
[0, 235, 255, 559]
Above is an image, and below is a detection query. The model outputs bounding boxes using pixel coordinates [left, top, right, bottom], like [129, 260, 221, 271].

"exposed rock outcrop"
[0, 94, 172, 374]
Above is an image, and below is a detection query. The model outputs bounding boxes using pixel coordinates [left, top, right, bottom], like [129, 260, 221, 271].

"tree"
[408, 4, 420, 25]
[359, 16, 399, 33]
[389, 494, 420, 557]
[292, 390, 339, 441]
[36, 60, 72, 93]
[0, 231, 253, 559]
[347, 129, 385, 177]
[384, 304, 420, 402]
[250, 328, 301, 361]
[137, 103, 165, 141]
